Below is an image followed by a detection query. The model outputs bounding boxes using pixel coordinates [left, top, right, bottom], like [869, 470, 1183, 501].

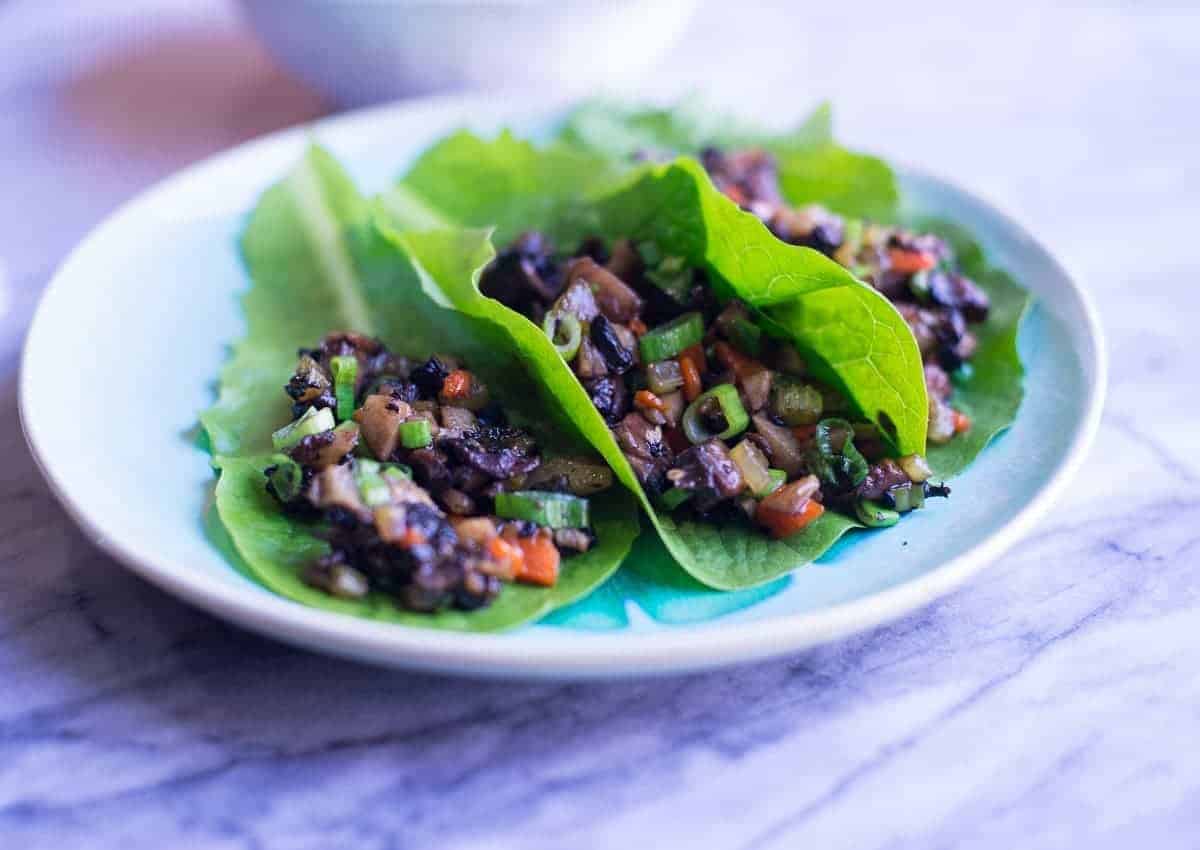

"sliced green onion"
[271, 406, 335, 452]
[659, 487, 693, 510]
[381, 463, 412, 482]
[264, 454, 304, 502]
[494, 491, 590, 528]
[683, 384, 750, 444]
[398, 418, 432, 449]
[353, 459, 391, 508]
[856, 499, 899, 528]
[330, 355, 358, 422]
[643, 254, 693, 303]
[887, 484, 926, 513]
[645, 359, 684, 395]
[730, 439, 773, 497]
[727, 316, 763, 357]
[639, 311, 704, 363]
[805, 418, 869, 486]
[769, 376, 824, 426]
[542, 310, 582, 361]
[759, 468, 787, 498]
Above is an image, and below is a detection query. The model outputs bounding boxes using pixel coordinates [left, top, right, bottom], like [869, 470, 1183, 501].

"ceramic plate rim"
[19, 93, 1107, 678]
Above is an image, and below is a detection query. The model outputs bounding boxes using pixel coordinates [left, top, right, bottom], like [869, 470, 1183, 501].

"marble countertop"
[2, 1, 1197, 847]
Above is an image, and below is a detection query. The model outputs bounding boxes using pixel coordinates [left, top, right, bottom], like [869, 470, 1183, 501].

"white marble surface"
[1, 1, 1198, 847]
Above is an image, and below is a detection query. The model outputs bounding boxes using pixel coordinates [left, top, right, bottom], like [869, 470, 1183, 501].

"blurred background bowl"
[236, 0, 699, 106]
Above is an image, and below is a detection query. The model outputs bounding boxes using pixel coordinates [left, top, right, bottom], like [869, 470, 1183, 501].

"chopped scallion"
[398, 419, 432, 449]
[494, 491, 590, 528]
[330, 355, 358, 422]
[682, 383, 750, 444]
[542, 310, 582, 361]
[353, 459, 391, 508]
[659, 487, 693, 510]
[639, 311, 704, 363]
[271, 406, 335, 452]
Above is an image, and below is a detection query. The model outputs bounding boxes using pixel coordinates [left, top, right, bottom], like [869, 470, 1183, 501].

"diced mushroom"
[856, 459, 911, 501]
[439, 405, 478, 438]
[667, 440, 745, 510]
[564, 257, 644, 323]
[285, 353, 332, 409]
[307, 464, 370, 522]
[751, 413, 803, 477]
[290, 423, 359, 469]
[552, 279, 600, 323]
[354, 394, 411, 460]
[440, 426, 542, 480]
[480, 231, 563, 311]
[575, 337, 610, 379]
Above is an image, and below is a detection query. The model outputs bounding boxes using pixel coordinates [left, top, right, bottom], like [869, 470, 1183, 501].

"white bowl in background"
[237, 0, 700, 105]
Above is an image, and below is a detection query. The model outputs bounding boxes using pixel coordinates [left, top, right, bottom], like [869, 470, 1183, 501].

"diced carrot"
[634, 389, 666, 413]
[441, 369, 472, 399]
[953, 410, 972, 434]
[514, 535, 560, 587]
[400, 527, 427, 549]
[888, 249, 937, 275]
[486, 535, 525, 581]
[679, 343, 706, 373]
[678, 355, 702, 402]
[629, 318, 648, 336]
[756, 499, 825, 539]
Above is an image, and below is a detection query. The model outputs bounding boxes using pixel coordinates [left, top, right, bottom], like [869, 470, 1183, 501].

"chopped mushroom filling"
[265, 333, 611, 613]
[480, 148, 982, 537]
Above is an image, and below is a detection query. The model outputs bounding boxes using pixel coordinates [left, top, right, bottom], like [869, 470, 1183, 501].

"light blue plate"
[20, 95, 1105, 678]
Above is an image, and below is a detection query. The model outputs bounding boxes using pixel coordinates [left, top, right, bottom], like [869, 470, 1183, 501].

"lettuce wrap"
[201, 146, 639, 631]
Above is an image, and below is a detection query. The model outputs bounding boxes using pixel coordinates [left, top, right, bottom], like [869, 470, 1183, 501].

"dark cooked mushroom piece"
[668, 440, 744, 511]
[408, 447, 454, 493]
[439, 425, 541, 480]
[583, 374, 628, 424]
[480, 230, 564, 312]
[929, 271, 991, 322]
[319, 331, 385, 361]
[700, 147, 783, 207]
[612, 411, 672, 491]
[590, 315, 636, 374]
[409, 356, 451, 398]
[285, 353, 334, 415]
[856, 458, 911, 502]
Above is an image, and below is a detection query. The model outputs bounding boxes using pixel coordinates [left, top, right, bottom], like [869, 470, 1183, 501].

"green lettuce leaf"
[916, 220, 1030, 478]
[556, 99, 898, 220]
[202, 146, 638, 630]
[389, 129, 621, 247]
